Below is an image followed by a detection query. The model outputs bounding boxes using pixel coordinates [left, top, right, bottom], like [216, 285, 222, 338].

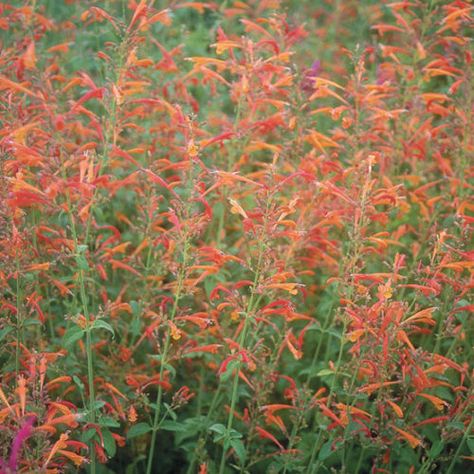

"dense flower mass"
[0, 1, 472, 473]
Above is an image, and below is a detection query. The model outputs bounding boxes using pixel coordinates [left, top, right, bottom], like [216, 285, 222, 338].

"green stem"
[146, 333, 171, 474]
[218, 306, 253, 474]
[186, 383, 223, 473]
[77, 265, 96, 474]
[446, 417, 473, 474]
[15, 257, 22, 376]
[218, 244, 264, 474]
[308, 157, 372, 473]
[306, 290, 338, 384]
[65, 191, 96, 474]
[146, 239, 189, 474]
[282, 410, 305, 474]
[308, 319, 349, 474]
[354, 446, 366, 474]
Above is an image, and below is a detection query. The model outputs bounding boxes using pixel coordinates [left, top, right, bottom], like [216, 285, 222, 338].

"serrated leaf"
[228, 429, 243, 440]
[102, 429, 116, 457]
[209, 423, 226, 435]
[127, 422, 152, 439]
[99, 416, 121, 428]
[230, 438, 246, 464]
[175, 416, 207, 444]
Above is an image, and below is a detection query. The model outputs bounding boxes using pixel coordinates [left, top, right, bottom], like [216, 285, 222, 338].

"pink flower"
[301, 60, 322, 93]
[0, 416, 36, 474]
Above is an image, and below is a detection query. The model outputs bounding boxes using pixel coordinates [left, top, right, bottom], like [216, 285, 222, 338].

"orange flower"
[390, 425, 422, 449]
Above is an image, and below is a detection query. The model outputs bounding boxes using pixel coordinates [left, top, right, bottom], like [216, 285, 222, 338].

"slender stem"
[308, 154, 373, 473]
[79, 271, 96, 425]
[218, 307, 252, 474]
[218, 244, 264, 474]
[146, 239, 189, 474]
[187, 383, 223, 473]
[282, 408, 306, 474]
[64, 187, 97, 474]
[353, 445, 366, 474]
[146, 333, 171, 474]
[220, 311, 252, 463]
[446, 417, 473, 474]
[15, 257, 22, 376]
[76, 258, 96, 474]
[306, 290, 338, 384]
[308, 318, 349, 474]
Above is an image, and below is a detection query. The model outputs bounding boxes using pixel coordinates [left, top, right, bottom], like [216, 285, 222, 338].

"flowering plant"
[0, 1, 472, 473]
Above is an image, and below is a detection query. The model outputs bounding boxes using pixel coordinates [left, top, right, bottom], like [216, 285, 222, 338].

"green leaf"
[228, 429, 243, 440]
[345, 421, 361, 435]
[429, 440, 444, 457]
[447, 421, 465, 431]
[130, 300, 140, 316]
[91, 400, 106, 411]
[63, 326, 85, 348]
[160, 420, 186, 432]
[209, 423, 226, 435]
[73, 375, 85, 391]
[125, 455, 146, 474]
[317, 369, 335, 377]
[204, 280, 214, 299]
[318, 440, 333, 461]
[467, 438, 474, 455]
[163, 403, 177, 421]
[230, 438, 246, 464]
[99, 416, 121, 428]
[455, 299, 469, 308]
[316, 368, 351, 378]
[175, 416, 207, 444]
[163, 363, 176, 380]
[82, 428, 97, 443]
[127, 422, 152, 439]
[0, 326, 14, 342]
[130, 316, 141, 337]
[24, 318, 41, 326]
[92, 319, 115, 338]
[75, 254, 90, 271]
[102, 429, 117, 458]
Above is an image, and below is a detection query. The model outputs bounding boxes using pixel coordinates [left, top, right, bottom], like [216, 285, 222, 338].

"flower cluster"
[0, 1, 472, 473]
